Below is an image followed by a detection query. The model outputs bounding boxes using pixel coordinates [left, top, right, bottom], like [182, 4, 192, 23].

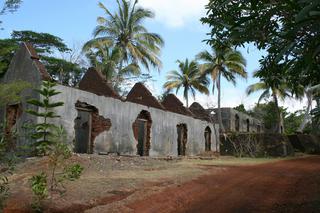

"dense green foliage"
[163, 59, 209, 107]
[0, 125, 13, 210]
[284, 110, 305, 135]
[249, 102, 283, 132]
[0, 39, 18, 76]
[233, 104, 247, 114]
[201, 0, 320, 132]
[11, 30, 70, 53]
[201, 0, 320, 90]
[41, 56, 84, 86]
[0, 80, 29, 210]
[0, 31, 85, 86]
[30, 172, 48, 212]
[248, 102, 305, 134]
[0, 80, 31, 107]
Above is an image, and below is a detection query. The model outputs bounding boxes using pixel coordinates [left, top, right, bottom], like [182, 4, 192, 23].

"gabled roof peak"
[78, 68, 121, 99]
[161, 94, 194, 117]
[126, 82, 165, 110]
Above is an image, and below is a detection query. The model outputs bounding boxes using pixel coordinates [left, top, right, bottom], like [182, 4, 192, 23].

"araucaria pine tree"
[27, 81, 64, 155]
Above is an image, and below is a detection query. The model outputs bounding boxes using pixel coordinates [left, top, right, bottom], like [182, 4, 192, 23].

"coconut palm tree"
[84, 42, 140, 92]
[197, 45, 247, 132]
[163, 59, 209, 107]
[246, 68, 291, 133]
[85, 0, 164, 72]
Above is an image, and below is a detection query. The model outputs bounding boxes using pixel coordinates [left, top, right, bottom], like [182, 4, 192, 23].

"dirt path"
[127, 156, 320, 213]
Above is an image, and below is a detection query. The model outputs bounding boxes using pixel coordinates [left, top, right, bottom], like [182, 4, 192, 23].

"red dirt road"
[128, 156, 320, 213]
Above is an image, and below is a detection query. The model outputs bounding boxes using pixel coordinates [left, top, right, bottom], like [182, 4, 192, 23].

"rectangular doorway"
[137, 119, 147, 156]
[177, 124, 187, 156]
[74, 109, 92, 153]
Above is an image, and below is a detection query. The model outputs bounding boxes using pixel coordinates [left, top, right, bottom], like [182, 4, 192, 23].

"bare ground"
[3, 154, 320, 213]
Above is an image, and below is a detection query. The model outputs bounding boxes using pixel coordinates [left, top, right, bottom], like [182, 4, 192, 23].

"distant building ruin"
[0, 43, 220, 156]
[212, 108, 264, 133]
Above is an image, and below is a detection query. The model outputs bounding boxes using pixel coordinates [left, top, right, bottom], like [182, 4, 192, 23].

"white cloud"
[138, 0, 208, 28]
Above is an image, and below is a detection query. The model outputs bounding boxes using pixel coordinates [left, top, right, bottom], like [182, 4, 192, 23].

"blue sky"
[0, 0, 305, 111]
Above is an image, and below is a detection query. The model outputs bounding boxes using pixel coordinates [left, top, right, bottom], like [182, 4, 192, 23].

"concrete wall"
[51, 85, 220, 156]
[0, 44, 42, 147]
[214, 108, 263, 133]
[1, 43, 220, 156]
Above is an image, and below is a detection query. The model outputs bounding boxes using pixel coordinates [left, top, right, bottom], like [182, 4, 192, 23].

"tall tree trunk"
[217, 72, 225, 133]
[272, 91, 283, 133]
[185, 87, 189, 107]
[298, 90, 313, 132]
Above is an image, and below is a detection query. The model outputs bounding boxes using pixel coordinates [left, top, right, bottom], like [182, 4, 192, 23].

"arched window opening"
[204, 126, 212, 151]
[246, 119, 250, 132]
[177, 124, 188, 156]
[235, 114, 240, 132]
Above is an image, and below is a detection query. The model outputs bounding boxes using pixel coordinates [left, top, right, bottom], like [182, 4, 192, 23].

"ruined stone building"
[212, 108, 264, 133]
[0, 43, 219, 156]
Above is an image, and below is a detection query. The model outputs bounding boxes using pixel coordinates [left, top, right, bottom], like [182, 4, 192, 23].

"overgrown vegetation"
[0, 80, 31, 107]
[201, 0, 320, 133]
[0, 124, 12, 210]
[26, 81, 83, 211]
[0, 80, 30, 210]
[26, 81, 64, 155]
[221, 133, 292, 158]
[224, 133, 263, 158]
[201, 0, 320, 89]
[0, 31, 86, 85]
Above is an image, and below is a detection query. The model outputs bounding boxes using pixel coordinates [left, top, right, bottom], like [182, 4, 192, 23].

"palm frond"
[246, 82, 268, 95]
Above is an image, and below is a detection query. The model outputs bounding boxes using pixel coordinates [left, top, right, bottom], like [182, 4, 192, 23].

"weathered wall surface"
[214, 108, 263, 133]
[0, 43, 43, 147]
[51, 85, 220, 156]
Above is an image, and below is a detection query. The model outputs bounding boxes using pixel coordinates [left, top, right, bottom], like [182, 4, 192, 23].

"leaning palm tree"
[85, 0, 164, 72]
[197, 45, 247, 132]
[246, 69, 291, 133]
[163, 59, 209, 107]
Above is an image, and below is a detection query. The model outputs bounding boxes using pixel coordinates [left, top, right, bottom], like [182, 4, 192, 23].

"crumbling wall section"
[0, 43, 49, 147]
[51, 85, 219, 156]
[75, 101, 111, 153]
[91, 111, 112, 148]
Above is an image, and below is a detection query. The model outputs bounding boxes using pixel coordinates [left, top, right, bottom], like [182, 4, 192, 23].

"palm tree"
[163, 59, 209, 107]
[84, 42, 140, 90]
[246, 69, 290, 133]
[197, 45, 247, 132]
[85, 0, 164, 72]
